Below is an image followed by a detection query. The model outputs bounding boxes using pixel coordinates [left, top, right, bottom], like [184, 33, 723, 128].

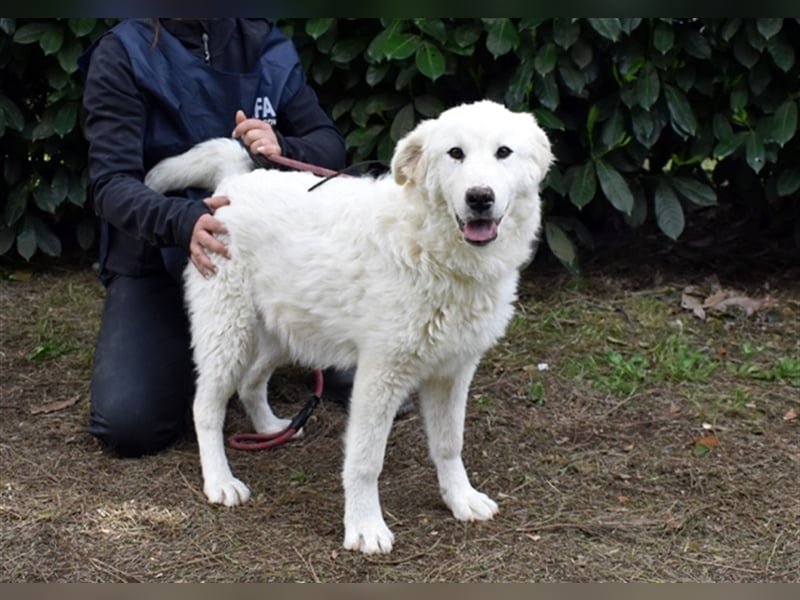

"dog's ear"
[391, 121, 431, 186]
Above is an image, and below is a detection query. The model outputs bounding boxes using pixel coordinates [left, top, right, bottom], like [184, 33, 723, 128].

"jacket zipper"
[201, 32, 210, 64]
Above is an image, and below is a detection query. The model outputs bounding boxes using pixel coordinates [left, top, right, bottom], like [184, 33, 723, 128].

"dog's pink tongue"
[464, 219, 498, 243]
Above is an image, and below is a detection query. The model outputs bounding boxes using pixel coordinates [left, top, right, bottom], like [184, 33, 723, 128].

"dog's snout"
[466, 186, 495, 213]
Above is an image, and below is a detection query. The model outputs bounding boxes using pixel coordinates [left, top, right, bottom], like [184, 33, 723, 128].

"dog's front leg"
[418, 364, 498, 522]
[341, 368, 407, 554]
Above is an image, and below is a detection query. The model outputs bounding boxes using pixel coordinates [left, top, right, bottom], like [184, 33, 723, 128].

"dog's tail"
[144, 138, 254, 193]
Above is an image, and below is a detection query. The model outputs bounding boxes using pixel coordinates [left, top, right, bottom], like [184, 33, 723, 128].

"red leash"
[265, 154, 339, 178]
[227, 369, 324, 451]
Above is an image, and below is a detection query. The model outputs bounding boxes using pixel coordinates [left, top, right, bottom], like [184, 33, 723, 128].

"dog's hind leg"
[189, 279, 258, 507]
[418, 362, 498, 522]
[236, 330, 296, 436]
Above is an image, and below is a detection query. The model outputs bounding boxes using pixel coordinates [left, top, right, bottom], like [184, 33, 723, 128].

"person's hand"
[190, 195, 231, 278]
[232, 109, 281, 158]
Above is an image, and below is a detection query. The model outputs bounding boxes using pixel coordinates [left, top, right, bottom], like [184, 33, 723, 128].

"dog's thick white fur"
[145, 100, 552, 554]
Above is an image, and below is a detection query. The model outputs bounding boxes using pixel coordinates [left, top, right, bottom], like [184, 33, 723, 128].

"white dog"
[145, 100, 552, 554]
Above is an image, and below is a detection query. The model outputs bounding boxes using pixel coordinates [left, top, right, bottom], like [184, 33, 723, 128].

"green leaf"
[733, 33, 760, 69]
[414, 18, 447, 44]
[534, 72, 559, 111]
[32, 109, 56, 141]
[544, 221, 578, 272]
[653, 21, 674, 54]
[33, 184, 59, 214]
[624, 178, 648, 228]
[16, 218, 36, 261]
[56, 38, 83, 74]
[664, 84, 697, 136]
[682, 28, 712, 59]
[331, 97, 354, 121]
[311, 56, 334, 85]
[67, 171, 87, 207]
[54, 102, 78, 137]
[365, 93, 404, 116]
[345, 124, 385, 150]
[569, 40, 593, 69]
[559, 63, 587, 96]
[414, 95, 444, 118]
[745, 132, 766, 174]
[534, 42, 557, 75]
[672, 176, 717, 207]
[568, 161, 596, 209]
[385, 33, 418, 60]
[305, 18, 334, 40]
[532, 108, 564, 131]
[68, 18, 96, 36]
[483, 18, 519, 58]
[365, 62, 390, 87]
[0, 93, 24, 132]
[595, 160, 634, 215]
[600, 108, 627, 152]
[366, 20, 405, 61]
[772, 99, 797, 147]
[390, 103, 416, 141]
[507, 60, 535, 107]
[331, 38, 368, 64]
[39, 25, 64, 55]
[713, 132, 746, 159]
[655, 181, 685, 240]
[453, 23, 481, 48]
[33, 216, 61, 257]
[552, 18, 580, 49]
[636, 63, 660, 110]
[768, 35, 795, 72]
[756, 18, 782, 40]
[4, 185, 27, 226]
[587, 19, 622, 42]
[0, 225, 15, 256]
[777, 167, 800, 197]
[12, 21, 53, 44]
[415, 42, 445, 81]
[631, 106, 657, 147]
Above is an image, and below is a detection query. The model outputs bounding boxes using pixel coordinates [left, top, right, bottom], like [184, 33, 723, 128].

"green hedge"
[2, 18, 799, 269]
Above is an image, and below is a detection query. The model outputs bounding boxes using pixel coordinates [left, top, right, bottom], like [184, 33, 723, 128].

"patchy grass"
[1, 238, 798, 582]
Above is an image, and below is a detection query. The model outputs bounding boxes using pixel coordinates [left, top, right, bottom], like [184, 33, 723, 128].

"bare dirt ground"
[1, 223, 798, 582]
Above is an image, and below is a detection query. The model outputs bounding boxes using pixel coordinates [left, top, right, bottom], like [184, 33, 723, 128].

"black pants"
[88, 272, 195, 457]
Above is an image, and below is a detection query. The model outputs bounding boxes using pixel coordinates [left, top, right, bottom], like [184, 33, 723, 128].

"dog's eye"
[496, 146, 513, 159]
[448, 147, 465, 160]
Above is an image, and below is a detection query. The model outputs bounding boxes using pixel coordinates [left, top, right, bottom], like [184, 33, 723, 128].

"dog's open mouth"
[457, 216, 500, 246]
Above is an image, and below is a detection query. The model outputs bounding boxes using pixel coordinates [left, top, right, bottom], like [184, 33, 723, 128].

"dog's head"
[392, 100, 553, 247]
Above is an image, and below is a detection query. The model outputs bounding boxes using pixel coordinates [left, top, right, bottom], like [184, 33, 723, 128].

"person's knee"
[88, 388, 187, 457]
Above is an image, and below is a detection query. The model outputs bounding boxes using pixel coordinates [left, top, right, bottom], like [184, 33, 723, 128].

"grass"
[1, 243, 799, 582]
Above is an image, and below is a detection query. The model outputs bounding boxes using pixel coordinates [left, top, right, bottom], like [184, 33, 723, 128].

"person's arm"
[82, 33, 210, 252]
[274, 84, 347, 171]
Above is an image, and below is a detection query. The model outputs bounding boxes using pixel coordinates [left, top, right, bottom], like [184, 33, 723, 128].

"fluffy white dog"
[145, 100, 552, 554]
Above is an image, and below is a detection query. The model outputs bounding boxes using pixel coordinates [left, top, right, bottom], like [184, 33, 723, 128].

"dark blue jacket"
[80, 19, 346, 282]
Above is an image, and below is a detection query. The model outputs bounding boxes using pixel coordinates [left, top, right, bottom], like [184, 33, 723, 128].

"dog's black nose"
[466, 186, 495, 213]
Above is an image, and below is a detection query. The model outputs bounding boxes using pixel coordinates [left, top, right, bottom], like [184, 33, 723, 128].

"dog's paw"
[343, 518, 395, 554]
[446, 488, 498, 521]
[204, 477, 251, 507]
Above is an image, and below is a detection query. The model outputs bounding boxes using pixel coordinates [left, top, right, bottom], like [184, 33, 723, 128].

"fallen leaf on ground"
[783, 408, 797, 421]
[693, 434, 719, 457]
[30, 396, 80, 415]
[681, 280, 776, 319]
